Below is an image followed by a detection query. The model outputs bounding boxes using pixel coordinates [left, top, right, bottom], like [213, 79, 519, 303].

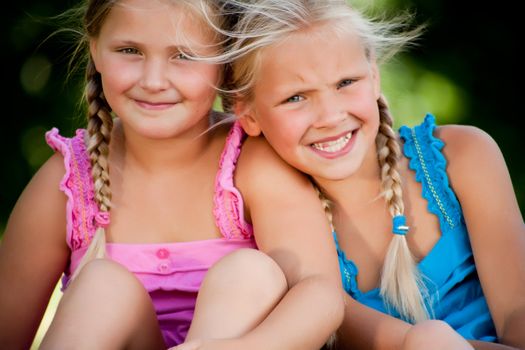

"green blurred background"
[1, 0, 523, 238]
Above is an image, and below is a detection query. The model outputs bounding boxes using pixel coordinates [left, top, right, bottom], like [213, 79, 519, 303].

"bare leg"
[40, 259, 165, 350]
[185, 248, 288, 341]
[402, 320, 474, 350]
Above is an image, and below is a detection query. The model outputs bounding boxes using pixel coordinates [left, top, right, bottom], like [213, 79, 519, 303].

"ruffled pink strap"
[213, 122, 253, 239]
[45, 128, 100, 250]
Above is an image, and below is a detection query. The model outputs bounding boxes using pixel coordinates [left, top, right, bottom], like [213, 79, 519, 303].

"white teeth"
[312, 131, 353, 153]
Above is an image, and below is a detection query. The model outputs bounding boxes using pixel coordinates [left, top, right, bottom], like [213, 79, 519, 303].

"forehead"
[100, 0, 216, 47]
[257, 23, 368, 82]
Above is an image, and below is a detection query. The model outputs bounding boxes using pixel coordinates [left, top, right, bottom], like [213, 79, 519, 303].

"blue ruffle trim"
[399, 114, 462, 233]
[333, 232, 361, 298]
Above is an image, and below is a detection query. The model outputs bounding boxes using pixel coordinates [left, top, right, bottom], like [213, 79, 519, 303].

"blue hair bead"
[392, 215, 409, 235]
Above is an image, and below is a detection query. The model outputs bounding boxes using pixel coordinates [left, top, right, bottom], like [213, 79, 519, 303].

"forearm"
[239, 275, 344, 350]
[337, 295, 410, 350]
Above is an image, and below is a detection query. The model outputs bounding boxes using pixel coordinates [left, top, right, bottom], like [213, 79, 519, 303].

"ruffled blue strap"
[399, 114, 463, 234]
[333, 232, 362, 298]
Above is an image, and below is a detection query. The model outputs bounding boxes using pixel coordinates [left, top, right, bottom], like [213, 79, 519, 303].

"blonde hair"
[65, 0, 228, 280]
[218, 0, 428, 323]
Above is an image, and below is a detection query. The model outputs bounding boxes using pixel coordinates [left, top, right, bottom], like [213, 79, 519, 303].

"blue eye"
[337, 79, 353, 89]
[285, 95, 304, 103]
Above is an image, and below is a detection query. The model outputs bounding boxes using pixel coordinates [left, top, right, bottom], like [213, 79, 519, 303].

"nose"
[311, 92, 346, 129]
[139, 58, 170, 92]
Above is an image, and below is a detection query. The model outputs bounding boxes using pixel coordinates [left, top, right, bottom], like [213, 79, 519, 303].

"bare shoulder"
[238, 135, 286, 168]
[236, 135, 312, 196]
[29, 152, 69, 197]
[5, 152, 68, 241]
[38, 151, 68, 181]
[238, 137, 310, 184]
[436, 124, 502, 161]
[435, 123, 522, 231]
[2, 151, 69, 260]
[434, 124, 505, 184]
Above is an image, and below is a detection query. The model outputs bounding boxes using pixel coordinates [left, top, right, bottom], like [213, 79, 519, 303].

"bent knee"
[74, 259, 132, 283]
[205, 249, 287, 296]
[70, 259, 147, 301]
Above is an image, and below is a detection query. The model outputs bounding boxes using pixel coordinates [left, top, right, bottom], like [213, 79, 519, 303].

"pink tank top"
[45, 121, 256, 347]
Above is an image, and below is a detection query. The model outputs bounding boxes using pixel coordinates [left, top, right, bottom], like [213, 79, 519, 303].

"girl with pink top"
[0, 0, 343, 349]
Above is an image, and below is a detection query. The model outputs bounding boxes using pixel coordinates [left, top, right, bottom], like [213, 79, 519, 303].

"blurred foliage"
[1, 0, 523, 236]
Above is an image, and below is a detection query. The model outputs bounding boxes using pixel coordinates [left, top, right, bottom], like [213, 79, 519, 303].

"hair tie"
[392, 215, 409, 235]
[94, 211, 110, 228]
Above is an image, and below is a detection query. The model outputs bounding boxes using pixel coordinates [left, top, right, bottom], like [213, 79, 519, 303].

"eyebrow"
[116, 40, 187, 50]
[275, 76, 348, 96]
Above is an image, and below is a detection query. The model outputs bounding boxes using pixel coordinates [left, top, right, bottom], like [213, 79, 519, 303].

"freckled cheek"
[265, 112, 308, 146]
[349, 91, 379, 122]
[101, 64, 142, 92]
[175, 67, 220, 100]
[100, 75, 128, 103]
[286, 109, 313, 131]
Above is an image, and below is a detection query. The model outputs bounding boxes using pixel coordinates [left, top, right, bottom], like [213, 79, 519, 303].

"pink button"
[156, 248, 170, 259]
[158, 262, 169, 273]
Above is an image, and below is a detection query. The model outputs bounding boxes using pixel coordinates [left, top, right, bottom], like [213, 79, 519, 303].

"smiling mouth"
[135, 100, 178, 110]
[311, 131, 353, 153]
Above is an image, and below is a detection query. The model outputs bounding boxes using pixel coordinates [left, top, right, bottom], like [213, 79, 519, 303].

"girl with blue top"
[202, 1, 525, 349]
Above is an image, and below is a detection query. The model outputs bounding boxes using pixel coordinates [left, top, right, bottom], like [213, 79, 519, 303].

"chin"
[134, 118, 191, 138]
[308, 164, 360, 182]
[134, 125, 179, 139]
[315, 173, 352, 182]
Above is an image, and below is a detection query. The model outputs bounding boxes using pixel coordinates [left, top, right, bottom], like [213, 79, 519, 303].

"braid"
[86, 60, 113, 212]
[376, 96, 404, 215]
[313, 183, 334, 232]
[72, 59, 113, 280]
[376, 95, 429, 323]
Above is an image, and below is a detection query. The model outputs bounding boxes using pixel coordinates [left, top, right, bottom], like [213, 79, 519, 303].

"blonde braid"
[313, 184, 334, 232]
[71, 60, 113, 280]
[376, 95, 429, 323]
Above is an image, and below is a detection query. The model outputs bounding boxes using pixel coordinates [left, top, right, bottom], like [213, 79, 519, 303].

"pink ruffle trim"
[213, 122, 253, 239]
[45, 128, 99, 250]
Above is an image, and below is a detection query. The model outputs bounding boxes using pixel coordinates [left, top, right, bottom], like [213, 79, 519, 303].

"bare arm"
[337, 294, 410, 349]
[230, 136, 345, 349]
[440, 125, 525, 349]
[0, 153, 70, 348]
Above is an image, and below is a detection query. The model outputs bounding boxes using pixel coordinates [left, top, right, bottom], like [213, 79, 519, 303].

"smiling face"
[89, 0, 221, 139]
[238, 22, 382, 181]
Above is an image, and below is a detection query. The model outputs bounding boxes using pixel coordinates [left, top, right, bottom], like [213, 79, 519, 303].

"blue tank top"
[334, 114, 497, 341]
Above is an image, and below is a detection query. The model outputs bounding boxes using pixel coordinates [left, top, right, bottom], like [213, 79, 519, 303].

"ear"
[370, 61, 381, 99]
[235, 100, 262, 136]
